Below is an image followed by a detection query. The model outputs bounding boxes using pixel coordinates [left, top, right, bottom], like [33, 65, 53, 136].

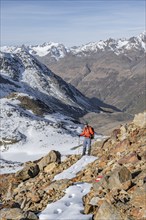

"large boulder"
[37, 150, 61, 171]
[93, 165, 132, 191]
[94, 200, 128, 220]
[108, 165, 132, 190]
[15, 162, 40, 181]
[118, 152, 141, 165]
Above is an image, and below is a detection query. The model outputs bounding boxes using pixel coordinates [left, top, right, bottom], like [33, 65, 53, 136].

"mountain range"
[16, 32, 145, 116]
[1, 32, 145, 135]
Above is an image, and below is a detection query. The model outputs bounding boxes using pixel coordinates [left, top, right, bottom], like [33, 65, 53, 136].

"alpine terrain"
[25, 32, 146, 117]
[0, 33, 145, 220]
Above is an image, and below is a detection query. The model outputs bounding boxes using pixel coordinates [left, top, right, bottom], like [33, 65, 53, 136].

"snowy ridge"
[28, 42, 69, 59]
[0, 49, 94, 111]
[1, 32, 145, 60]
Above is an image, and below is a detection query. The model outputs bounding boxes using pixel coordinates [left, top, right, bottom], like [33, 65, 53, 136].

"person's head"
[84, 122, 89, 127]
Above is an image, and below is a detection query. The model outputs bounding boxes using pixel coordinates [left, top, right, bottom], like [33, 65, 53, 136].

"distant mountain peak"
[1, 32, 145, 60]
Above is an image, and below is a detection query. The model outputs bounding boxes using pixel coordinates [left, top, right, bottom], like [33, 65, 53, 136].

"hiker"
[79, 122, 94, 156]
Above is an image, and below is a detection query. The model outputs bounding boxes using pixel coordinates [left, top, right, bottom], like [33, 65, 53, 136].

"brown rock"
[97, 160, 107, 169]
[113, 139, 130, 154]
[118, 152, 141, 165]
[93, 176, 108, 191]
[44, 162, 58, 173]
[0, 208, 26, 220]
[84, 203, 93, 214]
[130, 184, 146, 209]
[94, 200, 126, 220]
[111, 128, 121, 141]
[0, 174, 20, 199]
[37, 150, 61, 170]
[15, 162, 40, 181]
[89, 196, 105, 207]
[108, 165, 132, 190]
[26, 192, 41, 203]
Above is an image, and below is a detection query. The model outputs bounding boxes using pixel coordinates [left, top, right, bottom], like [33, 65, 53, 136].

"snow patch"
[39, 182, 92, 220]
[54, 155, 97, 180]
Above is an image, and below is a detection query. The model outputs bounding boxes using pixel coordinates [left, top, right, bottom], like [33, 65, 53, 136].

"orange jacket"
[80, 126, 94, 138]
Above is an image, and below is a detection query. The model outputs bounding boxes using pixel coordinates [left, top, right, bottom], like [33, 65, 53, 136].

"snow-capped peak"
[1, 32, 145, 60]
[28, 42, 69, 59]
[70, 32, 146, 56]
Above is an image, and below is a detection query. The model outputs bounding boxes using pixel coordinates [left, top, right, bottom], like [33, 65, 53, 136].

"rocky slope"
[0, 112, 145, 219]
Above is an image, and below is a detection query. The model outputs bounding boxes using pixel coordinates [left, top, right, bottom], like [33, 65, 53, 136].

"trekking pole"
[78, 136, 80, 154]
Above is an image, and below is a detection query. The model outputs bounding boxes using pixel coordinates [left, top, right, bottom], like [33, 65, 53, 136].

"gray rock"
[0, 208, 26, 220]
[27, 211, 39, 220]
[108, 165, 132, 190]
[15, 162, 40, 181]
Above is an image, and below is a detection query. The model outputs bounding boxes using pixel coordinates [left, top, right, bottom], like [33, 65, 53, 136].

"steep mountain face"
[24, 32, 145, 115]
[0, 48, 99, 117]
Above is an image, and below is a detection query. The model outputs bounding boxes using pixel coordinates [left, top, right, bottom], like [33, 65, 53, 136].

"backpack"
[89, 126, 95, 139]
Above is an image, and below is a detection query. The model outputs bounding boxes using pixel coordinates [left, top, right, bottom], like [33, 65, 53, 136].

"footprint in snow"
[54, 209, 62, 214]
[65, 201, 72, 207]
[81, 189, 86, 193]
[68, 194, 75, 198]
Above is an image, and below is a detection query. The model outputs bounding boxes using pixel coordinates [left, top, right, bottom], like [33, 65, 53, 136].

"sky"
[1, 0, 145, 47]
